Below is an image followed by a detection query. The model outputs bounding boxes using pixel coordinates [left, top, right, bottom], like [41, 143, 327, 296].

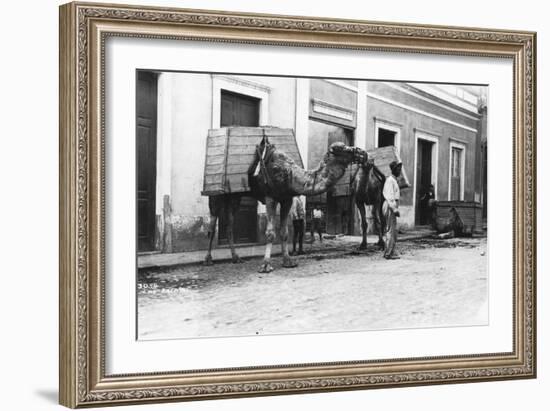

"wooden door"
[136, 71, 158, 252]
[450, 147, 463, 201]
[415, 139, 433, 225]
[219, 90, 260, 243]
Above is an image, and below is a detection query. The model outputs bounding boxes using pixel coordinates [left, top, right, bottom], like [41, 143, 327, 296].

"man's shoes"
[384, 255, 400, 260]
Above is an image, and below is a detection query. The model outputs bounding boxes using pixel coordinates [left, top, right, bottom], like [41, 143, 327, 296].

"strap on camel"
[349, 164, 361, 187]
[372, 164, 386, 183]
[349, 159, 386, 189]
[253, 130, 273, 187]
[348, 151, 368, 188]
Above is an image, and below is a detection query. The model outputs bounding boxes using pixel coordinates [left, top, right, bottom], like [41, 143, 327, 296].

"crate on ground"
[202, 126, 304, 196]
[435, 201, 483, 233]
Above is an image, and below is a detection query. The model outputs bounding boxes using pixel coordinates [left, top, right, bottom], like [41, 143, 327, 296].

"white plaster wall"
[159, 72, 299, 218]
[166, 73, 213, 217]
[155, 72, 174, 215]
[265, 76, 296, 128]
[225, 75, 296, 128]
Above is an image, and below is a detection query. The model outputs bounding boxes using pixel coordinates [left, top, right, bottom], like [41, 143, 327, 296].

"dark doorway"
[378, 127, 396, 148]
[306, 120, 356, 235]
[327, 127, 355, 235]
[218, 90, 260, 244]
[415, 139, 434, 225]
[136, 71, 158, 252]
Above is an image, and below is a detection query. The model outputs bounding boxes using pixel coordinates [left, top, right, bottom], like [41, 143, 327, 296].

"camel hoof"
[282, 257, 298, 268]
[358, 243, 367, 251]
[232, 255, 244, 264]
[203, 256, 214, 266]
[258, 263, 273, 273]
[377, 240, 385, 250]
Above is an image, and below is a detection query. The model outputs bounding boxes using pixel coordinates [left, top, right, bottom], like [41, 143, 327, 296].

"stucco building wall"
[146, 73, 485, 253]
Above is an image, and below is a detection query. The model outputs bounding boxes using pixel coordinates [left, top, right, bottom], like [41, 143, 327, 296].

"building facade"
[136, 71, 487, 254]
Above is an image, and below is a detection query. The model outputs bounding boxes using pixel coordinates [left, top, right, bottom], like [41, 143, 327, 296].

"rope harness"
[253, 132, 274, 189]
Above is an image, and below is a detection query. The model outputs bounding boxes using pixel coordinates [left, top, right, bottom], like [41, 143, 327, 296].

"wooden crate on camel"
[331, 145, 410, 197]
[201, 127, 304, 196]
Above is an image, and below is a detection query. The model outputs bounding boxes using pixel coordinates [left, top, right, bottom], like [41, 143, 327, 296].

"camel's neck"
[361, 163, 385, 184]
[291, 157, 349, 195]
[358, 165, 370, 185]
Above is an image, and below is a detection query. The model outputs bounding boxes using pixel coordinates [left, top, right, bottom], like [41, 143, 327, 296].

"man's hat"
[389, 160, 402, 172]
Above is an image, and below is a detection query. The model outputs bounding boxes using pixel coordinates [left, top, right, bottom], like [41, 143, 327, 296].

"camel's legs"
[204, 213, 218, 266]
[372, 201, 385, 249]
[356, 201, 368, 250]
[259, 197, 277, 273]
[279, 198, 297, 268]
[226, 195, 243, 263]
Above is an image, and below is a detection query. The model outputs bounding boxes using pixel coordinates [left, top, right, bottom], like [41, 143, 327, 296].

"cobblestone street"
[137, 236, 487, 340]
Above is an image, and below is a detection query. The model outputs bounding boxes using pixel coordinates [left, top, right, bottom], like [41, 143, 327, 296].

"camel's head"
[363, 157, 376, 170]
[327, 142, 367, 165]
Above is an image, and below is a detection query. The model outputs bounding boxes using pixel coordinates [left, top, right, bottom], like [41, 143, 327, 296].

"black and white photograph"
[136, 71, 488, 340]
[2, 0, 544, 408]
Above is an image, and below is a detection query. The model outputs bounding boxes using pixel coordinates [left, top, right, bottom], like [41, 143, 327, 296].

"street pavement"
[137, 236, 488, 340]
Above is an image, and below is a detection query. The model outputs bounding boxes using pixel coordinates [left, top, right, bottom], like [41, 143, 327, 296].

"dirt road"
[137, 237, 487, 340]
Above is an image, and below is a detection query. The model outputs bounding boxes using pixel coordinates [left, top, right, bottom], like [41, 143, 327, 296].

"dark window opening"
[378, 127, 396, 148]
[220, 90, 260, 127]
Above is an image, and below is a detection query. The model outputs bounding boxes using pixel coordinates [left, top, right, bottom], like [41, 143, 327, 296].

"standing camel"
[249, 139, 367, 273]
[352, 158, 386, 250]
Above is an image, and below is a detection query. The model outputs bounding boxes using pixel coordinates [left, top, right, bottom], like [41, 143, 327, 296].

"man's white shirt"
[383, 175, 400, 210]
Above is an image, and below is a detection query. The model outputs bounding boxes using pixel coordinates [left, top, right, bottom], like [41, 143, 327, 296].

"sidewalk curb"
[138, 230, 437, 272]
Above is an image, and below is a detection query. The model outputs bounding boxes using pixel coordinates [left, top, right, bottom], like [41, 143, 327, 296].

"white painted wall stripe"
[384, 82, 480, 121]
[323, 78, 358, 92]
[367, 92, 479, 133]
[355, 81, 367, 149]
[312, 99, 354, 121]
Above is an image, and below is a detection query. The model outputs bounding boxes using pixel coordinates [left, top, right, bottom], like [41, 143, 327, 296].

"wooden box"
[202, 127, 304, 195]
[367, 145, 410, 189]
[331, 145, 410, 197]
[435, 201, 483, 233]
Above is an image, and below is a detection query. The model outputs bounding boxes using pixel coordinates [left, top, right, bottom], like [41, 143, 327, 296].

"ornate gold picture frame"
[59, 1, 536, 408]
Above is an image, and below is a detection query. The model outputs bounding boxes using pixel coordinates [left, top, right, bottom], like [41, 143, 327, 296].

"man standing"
[419, 184, 436, 225]
[382, 161, 402, 259]
[311, 206, 324, 243]
[290, 196, 305, 255]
